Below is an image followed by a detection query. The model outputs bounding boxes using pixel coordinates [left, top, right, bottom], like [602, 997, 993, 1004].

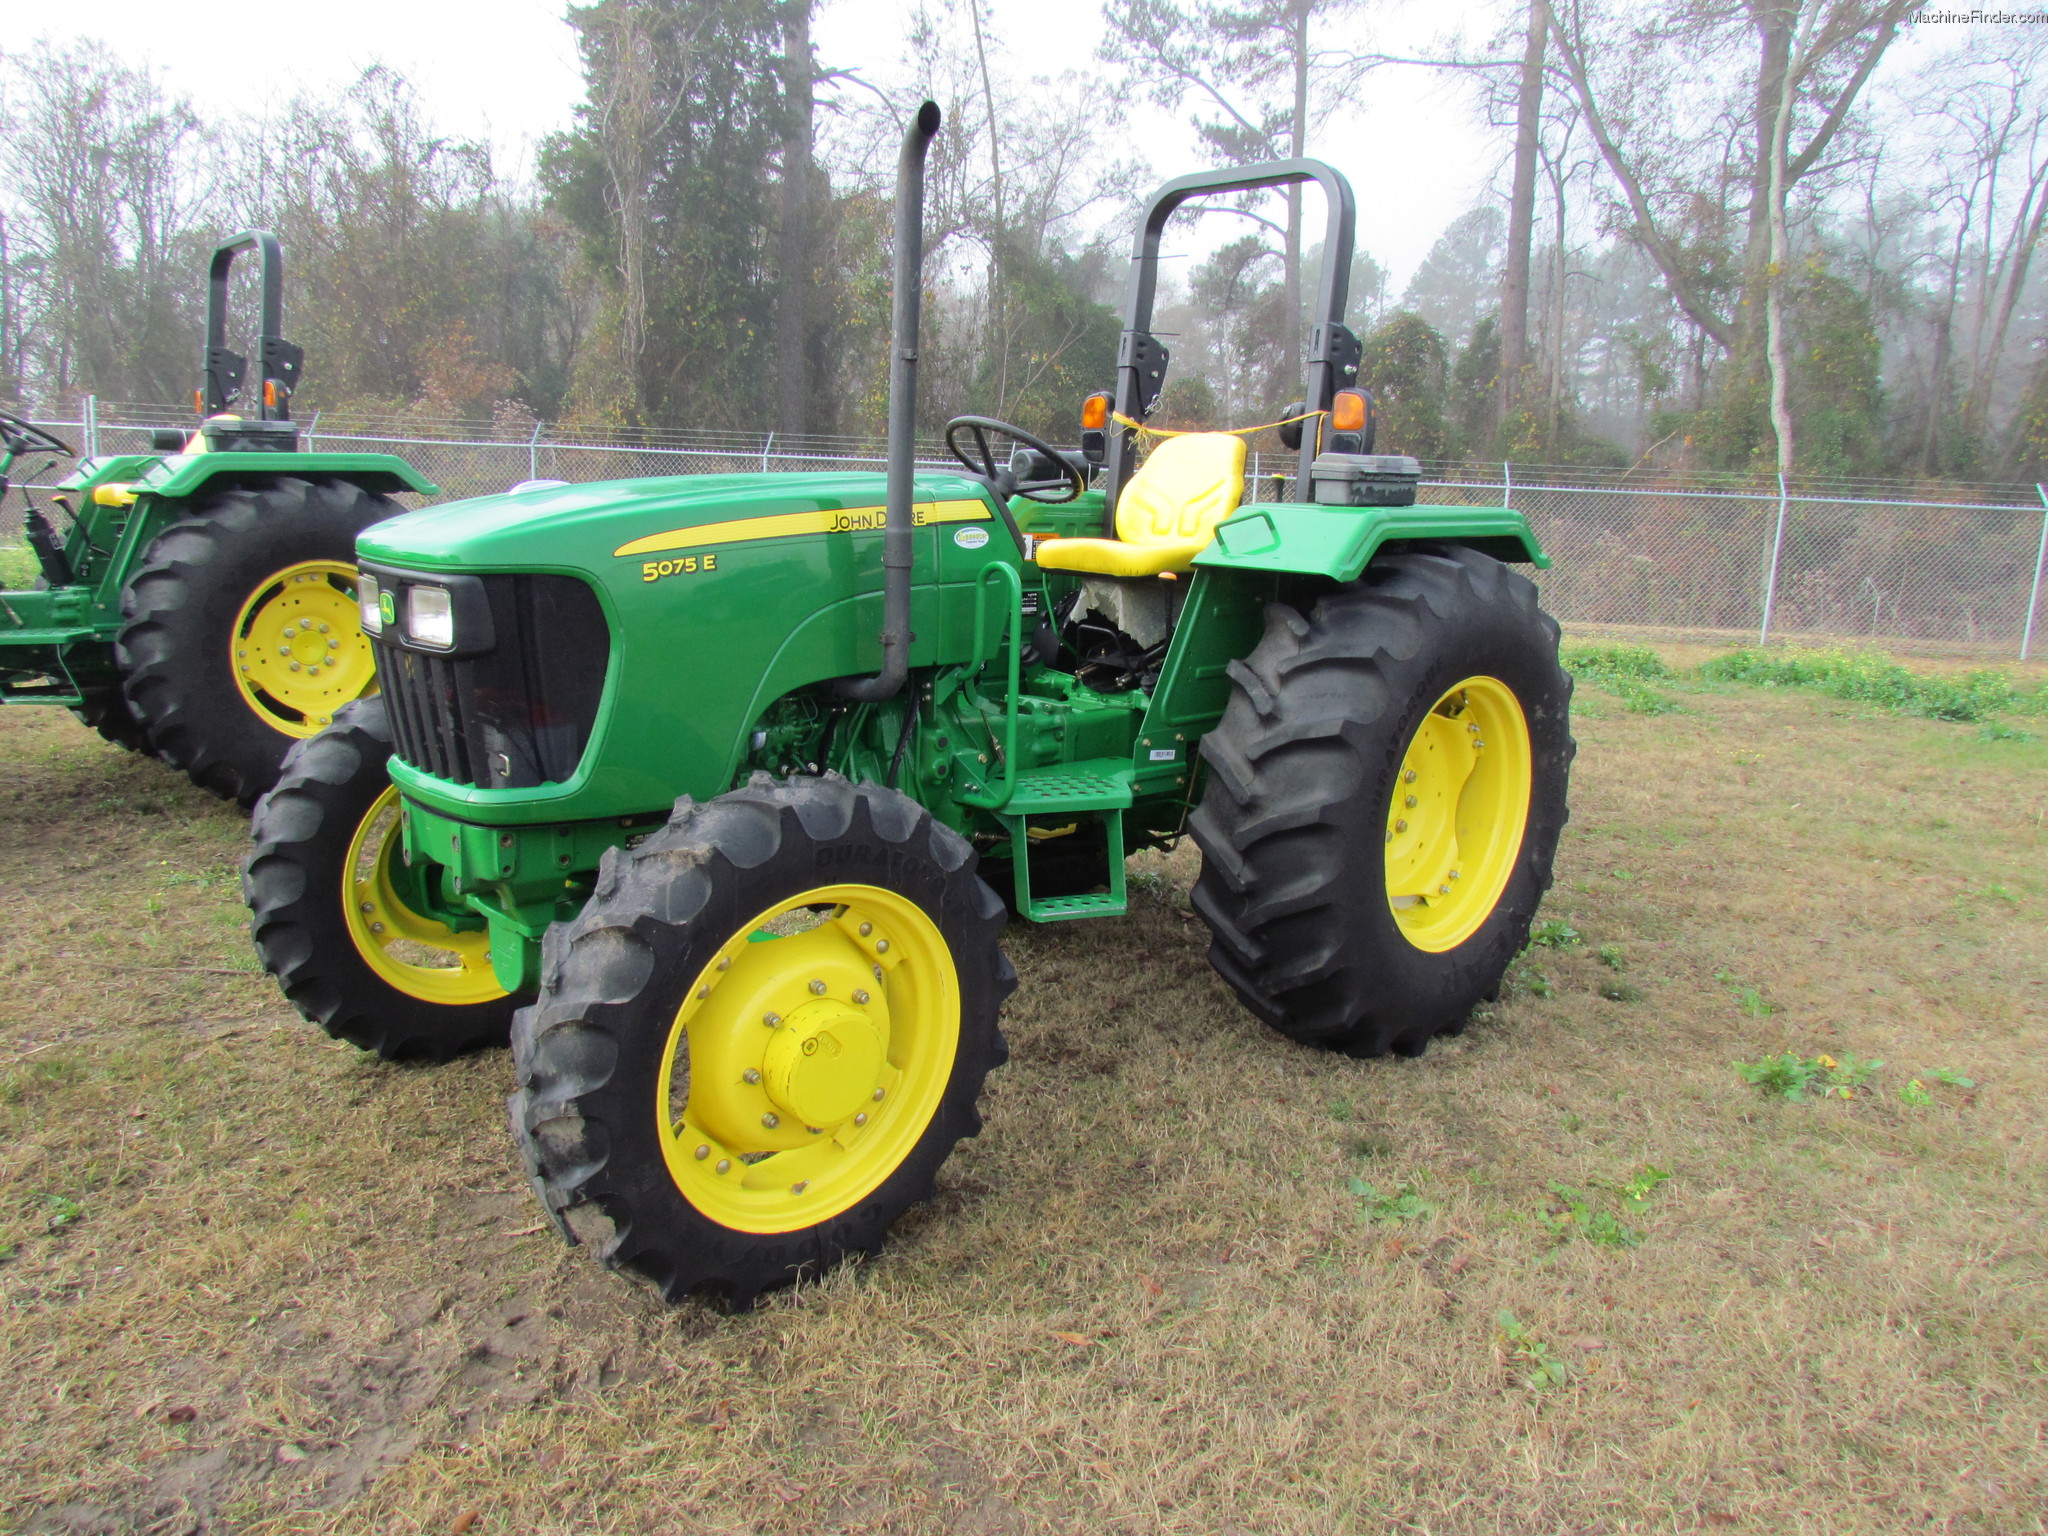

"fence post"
[1502, 461, 1512, 509]
[305, 409, 320, 451]
[2025, 485, 2048, 662]
[761, 432, 774, 473]
[83, 395, 99, 459]
[528, 418, 544, 482]
[1759, 472, 1790, 645]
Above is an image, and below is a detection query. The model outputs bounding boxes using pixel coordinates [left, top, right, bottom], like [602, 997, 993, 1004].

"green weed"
[1901, 1067, 1977, 1105]
[1598, 979, 1644, 1003]
[1715, 970, 1775, 1018]
[1496, 1311, 1568, 1392]
[1701, 647, 2042, 725]
[1734, 1051, 1883, 1102]
[43, 1194, 83, 1233]
[1513, 963, 1556, 999]
[1562, 644, 1672, 683]
[1530, 918, 1583, 949]
[1979, 722, 2035, 742]
[1597, 944, 1625, 970]
[1615, 1165, 1672, 1206]
[1564, 644, 1679, 714]
[1538, 1182, 1643, 1248]
[1348, 1178, 1435, 1224]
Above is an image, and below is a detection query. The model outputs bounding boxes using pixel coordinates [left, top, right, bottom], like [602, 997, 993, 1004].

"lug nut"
[1468, 723, 1480, 734]
[859, 922, 873, 936]
[742, 1068, 761, 1085]
[791, 1181, 808, 1195]
[716, 956, 731, 971]
[370, 921, 385, 934]
[763, 1012, 781, 1027]
[694, 1144, 710, 1161]
[854, 1112, 868, 1126]
[762, 1112, 780, 1129]
[1403, 769, 1417, 784]
[360, 902, 374, 914]
[873, 964, 884, 981]
[872, 1088, 885, 1102]
[318, 623, 330, 634]
[289, 661, 301, 671]
[307, 667, 320, 678]
[1439, 884, 1451, 895]
[1450, 870, 1461, 880]
[696, 985, 710, 1000]
[809, 979, 827, 995]
[1395, 819, 1408, 833]
[1405, 794, 1417, 808]
[853, 989, 870, 1005]
[715, 1159, 731, 1174]
[875, 940, 889, 954]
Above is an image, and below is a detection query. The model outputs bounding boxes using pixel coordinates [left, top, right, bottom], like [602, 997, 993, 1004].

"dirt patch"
[1, 670, 2044, 1534]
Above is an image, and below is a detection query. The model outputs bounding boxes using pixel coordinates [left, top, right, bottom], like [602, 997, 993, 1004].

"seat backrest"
[1115, 432, 1246, 546]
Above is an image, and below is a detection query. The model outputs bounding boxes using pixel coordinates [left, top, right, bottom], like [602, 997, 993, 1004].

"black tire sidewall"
[245, 695, 518, 1060]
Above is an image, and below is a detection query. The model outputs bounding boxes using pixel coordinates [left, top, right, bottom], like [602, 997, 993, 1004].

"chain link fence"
[9, 401, 2048, 663]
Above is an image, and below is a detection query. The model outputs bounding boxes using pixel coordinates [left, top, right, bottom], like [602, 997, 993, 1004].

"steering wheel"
[944, 415, 1086, 505]
[0, 410, 75, 459]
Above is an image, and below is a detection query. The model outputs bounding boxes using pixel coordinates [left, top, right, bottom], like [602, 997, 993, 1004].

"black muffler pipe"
[838, 98, 941, 703]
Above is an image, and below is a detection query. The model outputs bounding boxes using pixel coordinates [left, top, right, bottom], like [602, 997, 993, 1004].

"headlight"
[358, 574, 383, 635]
[407, 584, 456, 649]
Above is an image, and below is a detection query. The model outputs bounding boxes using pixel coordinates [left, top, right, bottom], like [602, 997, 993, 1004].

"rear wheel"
[70, 690, 156, 757]
[244, 696, 517, 1061]
[1188, 545, 1573, 1057]
[510, 775, 1013, 1310]
[119, 476, 396, 806]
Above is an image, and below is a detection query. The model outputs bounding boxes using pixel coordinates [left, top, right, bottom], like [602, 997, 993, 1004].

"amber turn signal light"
[1080, 392, 1111, 431]
[263, 379, 280, 408]
[1331, 390, 1369, 433]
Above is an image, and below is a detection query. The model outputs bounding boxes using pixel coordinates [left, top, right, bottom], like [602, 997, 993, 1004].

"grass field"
[2, 652, 2044, 1535]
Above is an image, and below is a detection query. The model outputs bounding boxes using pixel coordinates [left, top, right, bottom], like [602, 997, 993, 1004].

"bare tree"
[1102, 0, 1371, 386]
[1549, 0, 1920, 464]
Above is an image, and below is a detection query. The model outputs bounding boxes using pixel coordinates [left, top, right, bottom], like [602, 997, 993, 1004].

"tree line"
[2, 0, 2044, 488]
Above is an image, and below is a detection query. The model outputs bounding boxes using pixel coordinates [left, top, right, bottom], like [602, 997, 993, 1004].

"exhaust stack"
[838, 98, 941, 703]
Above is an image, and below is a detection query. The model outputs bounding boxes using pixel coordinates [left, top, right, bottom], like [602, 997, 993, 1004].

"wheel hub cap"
[761, 999, 885, 1127]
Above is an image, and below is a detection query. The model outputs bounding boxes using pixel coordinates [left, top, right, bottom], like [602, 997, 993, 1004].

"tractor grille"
[373, 574, 609, 789]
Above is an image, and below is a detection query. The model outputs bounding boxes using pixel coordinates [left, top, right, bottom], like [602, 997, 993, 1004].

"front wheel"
[244, 696, 517, 1061]
[510, 775, 1013, 1310]
[1188, 545, 1574, 1057]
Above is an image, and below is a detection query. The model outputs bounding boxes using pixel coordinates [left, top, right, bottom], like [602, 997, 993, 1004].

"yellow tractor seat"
[1036, 432, 1246, 577]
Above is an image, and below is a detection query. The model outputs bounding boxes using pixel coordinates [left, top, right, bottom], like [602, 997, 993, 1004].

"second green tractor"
[247, 104, 1573, 1308]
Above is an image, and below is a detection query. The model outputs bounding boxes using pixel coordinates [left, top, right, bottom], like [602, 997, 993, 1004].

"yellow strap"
[1111, 408, 1325, 442]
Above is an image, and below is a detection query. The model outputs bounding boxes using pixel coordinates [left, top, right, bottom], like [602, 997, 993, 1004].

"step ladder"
[997, 758, 1134, 922]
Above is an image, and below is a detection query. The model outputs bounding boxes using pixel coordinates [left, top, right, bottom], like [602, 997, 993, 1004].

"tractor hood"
[357, 469, 999, 577]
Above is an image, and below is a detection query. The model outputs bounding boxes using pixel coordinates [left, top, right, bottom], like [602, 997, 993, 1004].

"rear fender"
[1191, 502, 1548, 581]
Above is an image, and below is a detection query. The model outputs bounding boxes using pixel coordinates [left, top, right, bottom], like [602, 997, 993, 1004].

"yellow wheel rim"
[344, 786, 507, 1005]
[1385, 676, 1533, 953]
[656, 884, 960, 1235]
[233, 560, 377, 738]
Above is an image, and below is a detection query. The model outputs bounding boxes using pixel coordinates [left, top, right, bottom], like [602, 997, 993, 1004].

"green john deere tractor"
[246, 102, 1573, 1308]
[1, 232, 433, 804]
